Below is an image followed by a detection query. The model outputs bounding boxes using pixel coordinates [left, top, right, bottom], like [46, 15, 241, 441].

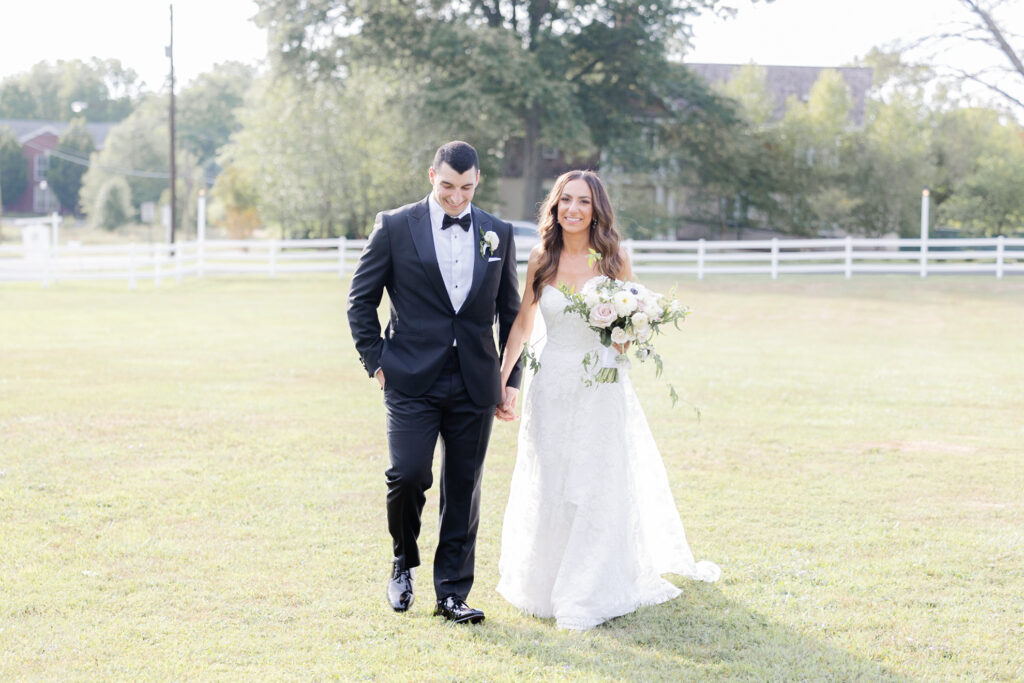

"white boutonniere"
[480, 229, 499, 258]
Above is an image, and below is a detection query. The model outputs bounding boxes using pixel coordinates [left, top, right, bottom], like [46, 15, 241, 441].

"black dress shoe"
[387, 560, 414, 612]
[433, 595, 485, 624]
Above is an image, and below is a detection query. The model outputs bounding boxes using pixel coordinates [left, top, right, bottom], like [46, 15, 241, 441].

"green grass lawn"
[2, 275, 1022, 681]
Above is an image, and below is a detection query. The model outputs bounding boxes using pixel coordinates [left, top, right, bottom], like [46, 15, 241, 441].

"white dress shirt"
[428, 194, 475, 314]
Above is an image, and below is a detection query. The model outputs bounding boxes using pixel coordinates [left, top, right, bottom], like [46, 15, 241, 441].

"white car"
[510, 221, 540, 261]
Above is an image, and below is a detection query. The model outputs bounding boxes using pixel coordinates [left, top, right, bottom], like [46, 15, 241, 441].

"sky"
[0, 0, 267, 90]
[0, 0, 1021, 102]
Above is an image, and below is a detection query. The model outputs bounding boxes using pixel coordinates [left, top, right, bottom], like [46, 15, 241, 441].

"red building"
[1, 119, 112, 215]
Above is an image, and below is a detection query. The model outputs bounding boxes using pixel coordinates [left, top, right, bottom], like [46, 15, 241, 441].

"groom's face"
[429, 162, 479, 216]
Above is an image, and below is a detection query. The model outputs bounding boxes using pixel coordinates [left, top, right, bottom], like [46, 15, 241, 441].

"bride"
[496, 170, 720, 631]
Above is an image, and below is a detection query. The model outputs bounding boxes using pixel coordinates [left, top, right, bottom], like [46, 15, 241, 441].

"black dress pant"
[383, 348, 495, 601]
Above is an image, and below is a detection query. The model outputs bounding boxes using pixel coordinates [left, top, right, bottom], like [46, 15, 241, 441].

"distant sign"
[21, 224, 50, 260]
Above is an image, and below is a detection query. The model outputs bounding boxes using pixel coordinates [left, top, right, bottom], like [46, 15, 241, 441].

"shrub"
[93, 176, 133, 230]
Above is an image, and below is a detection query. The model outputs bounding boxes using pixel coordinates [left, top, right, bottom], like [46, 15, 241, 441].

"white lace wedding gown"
[497, 285, 720, 631]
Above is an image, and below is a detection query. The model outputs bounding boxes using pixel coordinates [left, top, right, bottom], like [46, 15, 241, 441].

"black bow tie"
[441, 213, 472, 231]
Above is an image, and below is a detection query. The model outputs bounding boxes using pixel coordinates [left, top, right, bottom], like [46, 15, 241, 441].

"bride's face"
[557, 179, 593, 236]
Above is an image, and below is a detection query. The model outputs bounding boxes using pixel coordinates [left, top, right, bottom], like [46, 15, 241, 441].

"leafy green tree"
[0, 59, 142, 122]
[937, 112, 1024, 235]
[211, 163, 262, 238]
[93, 176, 133, 230]
[770, 69, 859, 235]
[0, 125, 29, 210]
[253, 0, 749, 218]
[177, 62, 256, 173]
[698, 64, 789, 234]
[217, 68, 425, 238]
[79, 95, 201, 231]
[846, 94, 934, 236]
[79, 96, 169, 225]
[717, 64, 775, 128]
[46, 119, 95, 215]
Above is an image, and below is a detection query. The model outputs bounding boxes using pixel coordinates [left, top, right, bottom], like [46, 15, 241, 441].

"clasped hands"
[495, 386, 518, 422]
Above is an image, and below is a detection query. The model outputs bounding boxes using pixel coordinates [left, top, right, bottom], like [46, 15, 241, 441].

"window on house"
[34, 153, 49, 181]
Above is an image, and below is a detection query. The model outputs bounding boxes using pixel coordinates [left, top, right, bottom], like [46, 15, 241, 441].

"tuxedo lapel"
[463, 207, 489, 308]
[407, 199, 455, 312]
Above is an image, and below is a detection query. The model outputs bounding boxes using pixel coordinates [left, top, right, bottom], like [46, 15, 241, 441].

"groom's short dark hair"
[433, 141, 479, 174]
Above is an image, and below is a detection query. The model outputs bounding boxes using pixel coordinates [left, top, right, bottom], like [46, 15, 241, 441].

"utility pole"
[167, 3, 177, 244]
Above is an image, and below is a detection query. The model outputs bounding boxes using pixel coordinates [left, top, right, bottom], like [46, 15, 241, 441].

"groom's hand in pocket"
[495, 386, 519, 422]
[375, 368, 386, 390]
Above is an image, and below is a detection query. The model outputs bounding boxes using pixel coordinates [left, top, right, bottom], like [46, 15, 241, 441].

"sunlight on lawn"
[1, 275, 1022, 681]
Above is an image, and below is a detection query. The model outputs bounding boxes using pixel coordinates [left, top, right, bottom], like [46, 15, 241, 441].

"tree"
[93, 176, 134, 230]
[0, 125, 29, 210]
[953, 0, 1024, 111]
[765, 69, 860, 235]
[211, 163, 262, 238]
[846, 94, 935, 236]
[899, 1, 1023, 115]
[79, 95, 201, 231]
[217, 68, 426, 238]
[940, 150, 1024, 235]
[46, 119, 95, 215]
[0, 59, 142, 122]
[176, 62, 257, 174]
[253, 0, 753, 218]
[697, 64, 792, 235]
[79, 96, 170, 225]
[936, 110, 1024, 235]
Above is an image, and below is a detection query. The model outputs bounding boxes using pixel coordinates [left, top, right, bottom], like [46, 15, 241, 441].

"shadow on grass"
[472, 582, 907, 681]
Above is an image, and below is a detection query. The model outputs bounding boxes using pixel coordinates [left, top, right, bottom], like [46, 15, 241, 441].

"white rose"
[631, 311, 649, 329]
[645, 300, 662, 322]
[583, 290, 601, 308]
[484, 231, 500, 251]
[588, 302, 618, 328]
[613, 290, 638, 317]
[611, 326, 630, 344]
[582, 276, 604, 293]
[634, 325, 652, 343]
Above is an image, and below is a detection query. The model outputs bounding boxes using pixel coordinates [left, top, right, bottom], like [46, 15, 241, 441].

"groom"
[347, 141, 522, 624]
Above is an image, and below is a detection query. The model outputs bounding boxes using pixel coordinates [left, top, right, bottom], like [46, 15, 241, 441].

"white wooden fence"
[0, 238, 358, 288]
[625, 236, 1024, 279]
[1, 235, 1022, 289]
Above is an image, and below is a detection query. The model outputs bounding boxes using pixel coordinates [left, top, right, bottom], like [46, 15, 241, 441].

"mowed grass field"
[1, 274, 1022, 681]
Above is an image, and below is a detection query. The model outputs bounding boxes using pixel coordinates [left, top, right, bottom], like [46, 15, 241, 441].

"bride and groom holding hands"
[347, 141, 719, 631]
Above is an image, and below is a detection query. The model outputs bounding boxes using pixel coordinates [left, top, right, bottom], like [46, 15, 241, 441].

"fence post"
[129, 242, 137, 291]
[198, 237, 206, 279]
[697, 239, 705, 280]
[919, 237, 928, 278]
[771, 238, 779, 280]
[338, 236, 347, 278]
[845, 236, 853, 279]
[996, 235, 1005, 279]
[269, 239, 278, 278]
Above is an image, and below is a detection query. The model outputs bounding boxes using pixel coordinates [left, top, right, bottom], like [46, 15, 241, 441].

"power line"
[23, 138, 217, 184]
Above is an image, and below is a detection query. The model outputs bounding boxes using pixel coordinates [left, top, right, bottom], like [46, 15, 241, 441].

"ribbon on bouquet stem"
[594, 345, 630, 383]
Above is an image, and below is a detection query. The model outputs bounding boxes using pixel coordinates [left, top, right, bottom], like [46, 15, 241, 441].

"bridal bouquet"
[559, 275, 689, 402]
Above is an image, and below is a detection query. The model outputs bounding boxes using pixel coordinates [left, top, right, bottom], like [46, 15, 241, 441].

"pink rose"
[588, 302, 618, 328]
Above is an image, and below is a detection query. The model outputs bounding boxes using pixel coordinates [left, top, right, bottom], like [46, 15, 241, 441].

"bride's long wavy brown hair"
[531, 170, 624, 302]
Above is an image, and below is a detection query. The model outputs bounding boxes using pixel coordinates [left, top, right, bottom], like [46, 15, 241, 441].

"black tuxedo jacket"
[347, 197, 523, 407]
